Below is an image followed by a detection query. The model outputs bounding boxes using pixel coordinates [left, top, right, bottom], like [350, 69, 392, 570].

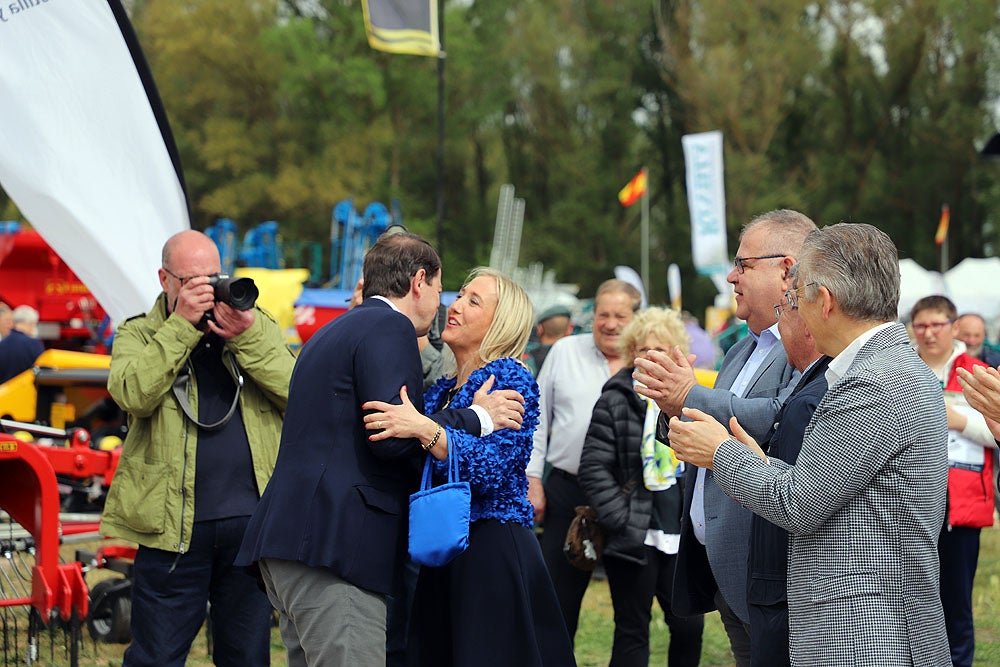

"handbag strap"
[418, 439, 460, 491]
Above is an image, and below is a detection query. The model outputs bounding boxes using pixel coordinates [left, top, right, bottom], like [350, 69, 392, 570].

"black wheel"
[87, 578, 132, 643]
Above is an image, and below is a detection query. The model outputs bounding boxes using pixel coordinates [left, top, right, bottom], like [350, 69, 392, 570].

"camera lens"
[226, 278, 258, 310]
[209, 275, 259, 311]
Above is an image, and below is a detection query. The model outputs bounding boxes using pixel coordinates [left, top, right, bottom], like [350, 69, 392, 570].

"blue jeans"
[123, 516, 272, 667]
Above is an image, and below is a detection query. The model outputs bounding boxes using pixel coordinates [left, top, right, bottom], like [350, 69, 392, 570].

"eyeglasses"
[912, 320, 953, 335]
[783, 282, 817, 310]
[733, 254, 786, 274]
[163, 266, 197, 284]
[773, 297, 791, 321]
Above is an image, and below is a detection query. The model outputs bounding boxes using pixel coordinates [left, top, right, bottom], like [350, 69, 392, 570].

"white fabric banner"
[0, 0, 189, 323]
[681, 131, 729, 280]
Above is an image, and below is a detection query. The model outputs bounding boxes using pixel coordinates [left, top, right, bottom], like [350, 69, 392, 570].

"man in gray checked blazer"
[634, 209, 817, 665]
[669, 223, 951, 667]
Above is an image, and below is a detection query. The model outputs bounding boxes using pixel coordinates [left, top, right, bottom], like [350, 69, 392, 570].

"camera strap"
[171, 353, 244, 431]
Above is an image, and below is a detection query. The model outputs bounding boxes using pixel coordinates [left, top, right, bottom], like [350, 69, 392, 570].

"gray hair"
[799, 223, 899, 322]
[742, 209, 818, 256]
[12, 305, 39, 325]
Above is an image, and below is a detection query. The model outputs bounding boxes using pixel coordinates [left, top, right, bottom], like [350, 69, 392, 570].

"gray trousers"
[259, 558, 387, 667]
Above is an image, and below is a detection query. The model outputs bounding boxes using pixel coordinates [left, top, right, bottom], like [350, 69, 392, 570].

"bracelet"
[422, 425, 443, 451]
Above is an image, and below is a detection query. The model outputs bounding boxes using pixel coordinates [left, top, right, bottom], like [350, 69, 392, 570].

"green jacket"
[100, 293, 296, 552]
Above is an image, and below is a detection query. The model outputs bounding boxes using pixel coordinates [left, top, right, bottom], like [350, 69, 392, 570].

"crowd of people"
[95, 215, 1000, 667]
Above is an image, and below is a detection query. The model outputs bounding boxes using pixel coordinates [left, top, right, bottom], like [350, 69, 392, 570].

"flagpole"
[434, 3, 445, 256]
[640, 169, 650, 300]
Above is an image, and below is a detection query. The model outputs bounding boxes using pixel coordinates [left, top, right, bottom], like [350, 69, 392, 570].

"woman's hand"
[362, 386, 439, 445]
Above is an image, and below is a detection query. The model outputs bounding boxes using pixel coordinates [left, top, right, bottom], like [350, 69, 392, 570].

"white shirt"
[825, 321, 894, 387]
[691, 323, 782, 545]
[527, 333, 612, 478]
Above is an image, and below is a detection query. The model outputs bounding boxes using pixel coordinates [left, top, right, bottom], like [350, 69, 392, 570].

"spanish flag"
[935, 204, 950, 246]
[618, 169, 648, 207]
[362, 0, 440, 57]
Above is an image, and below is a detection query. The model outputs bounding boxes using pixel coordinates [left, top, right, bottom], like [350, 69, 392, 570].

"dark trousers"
[386, 556, 420, 667]
[715, 590, 751, 667]
[124, 516, 271, 667]
[539, 468, 593, 641]
[748, 601, 790, 667]
[603, 549, 703, 667]
[938, 525, 981, 667]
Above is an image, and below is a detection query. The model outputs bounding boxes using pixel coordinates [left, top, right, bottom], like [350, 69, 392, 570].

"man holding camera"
[101, 229, 296, 666]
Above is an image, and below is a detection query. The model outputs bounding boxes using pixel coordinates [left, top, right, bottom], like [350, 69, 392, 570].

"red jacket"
[944, 353, 995, 529]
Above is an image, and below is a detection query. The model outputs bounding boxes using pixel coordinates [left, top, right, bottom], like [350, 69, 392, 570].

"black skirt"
[407, 519, 577, 667]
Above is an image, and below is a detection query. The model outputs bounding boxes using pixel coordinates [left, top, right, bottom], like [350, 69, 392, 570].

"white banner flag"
[681, 131, 729, 279]
[0, 0, 189, 323]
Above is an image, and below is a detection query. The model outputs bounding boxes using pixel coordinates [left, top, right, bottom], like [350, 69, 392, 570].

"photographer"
[100, 229, 296, 667]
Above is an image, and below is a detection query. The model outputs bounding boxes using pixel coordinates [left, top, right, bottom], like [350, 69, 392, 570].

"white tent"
[943, 257, 1000, 321]
[898, 258, 945, 320]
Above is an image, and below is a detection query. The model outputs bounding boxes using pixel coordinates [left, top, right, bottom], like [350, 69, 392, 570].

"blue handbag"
[408, 444, 471, 567]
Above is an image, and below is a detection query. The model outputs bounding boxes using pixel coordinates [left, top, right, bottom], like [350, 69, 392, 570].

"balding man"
[668, 223, 951, 666]
[956, 313, 1000, 367]
[101, 230, 297, 666]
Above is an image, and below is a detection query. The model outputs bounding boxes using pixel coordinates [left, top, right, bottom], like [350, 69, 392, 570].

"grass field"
[40, 524, 1000, 665]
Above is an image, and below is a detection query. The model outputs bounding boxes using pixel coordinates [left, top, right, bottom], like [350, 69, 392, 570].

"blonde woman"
[364, 267, 576, 667]
[579, 307, 704, 666]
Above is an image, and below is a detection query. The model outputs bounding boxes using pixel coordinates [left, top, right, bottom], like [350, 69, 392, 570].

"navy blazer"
[0, 330, 44, 384]
[748, 355, 831, 606]
[235, 299, 479, 596]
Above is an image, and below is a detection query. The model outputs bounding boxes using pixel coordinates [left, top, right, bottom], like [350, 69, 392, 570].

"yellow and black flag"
[362, 0, 440, 57]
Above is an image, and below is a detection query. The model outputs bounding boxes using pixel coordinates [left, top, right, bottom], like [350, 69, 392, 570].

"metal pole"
[434, 6, 445, 255]
[641, 173, 650, 300]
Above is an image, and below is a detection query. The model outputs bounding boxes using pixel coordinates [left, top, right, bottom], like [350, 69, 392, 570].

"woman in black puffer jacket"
[579, 307, 704, 667]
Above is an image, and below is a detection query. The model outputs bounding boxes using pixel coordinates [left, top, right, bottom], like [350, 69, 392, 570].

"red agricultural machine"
[0, 224, 109, 351]
[1, 350, 133, 665]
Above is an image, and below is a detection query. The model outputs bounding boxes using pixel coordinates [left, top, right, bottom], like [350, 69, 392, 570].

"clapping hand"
[633, 346, 698, 417]
[668, 408, 767, 468]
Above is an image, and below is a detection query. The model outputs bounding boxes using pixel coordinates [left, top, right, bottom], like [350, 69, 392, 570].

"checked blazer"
[713, 323, 951, 666]
[663, 332, 799, 623]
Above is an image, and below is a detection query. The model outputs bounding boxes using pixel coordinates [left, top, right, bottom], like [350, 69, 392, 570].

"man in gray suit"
[634, 209, 816, 665]
[668, 223, 951, 666]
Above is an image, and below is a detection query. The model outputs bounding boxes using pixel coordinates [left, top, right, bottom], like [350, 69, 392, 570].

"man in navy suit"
[634, 209, 817, 666]
[236, 232, 524, 666]
[747, 264, 830, 667]
[0, 305, 44, 383]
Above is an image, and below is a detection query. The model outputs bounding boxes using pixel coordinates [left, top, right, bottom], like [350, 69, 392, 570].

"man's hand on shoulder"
[472, 374, 525, 431]
[633, 346, 698, 417]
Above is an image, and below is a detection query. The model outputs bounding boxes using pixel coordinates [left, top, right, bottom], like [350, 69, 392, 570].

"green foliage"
[115, 0, 1000, 309]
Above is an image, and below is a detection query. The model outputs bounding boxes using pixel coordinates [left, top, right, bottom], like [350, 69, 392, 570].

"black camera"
[208, 274, 259, 311]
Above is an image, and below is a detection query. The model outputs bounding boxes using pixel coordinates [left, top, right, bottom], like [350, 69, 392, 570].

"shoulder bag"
[408, 446, 471, 567]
